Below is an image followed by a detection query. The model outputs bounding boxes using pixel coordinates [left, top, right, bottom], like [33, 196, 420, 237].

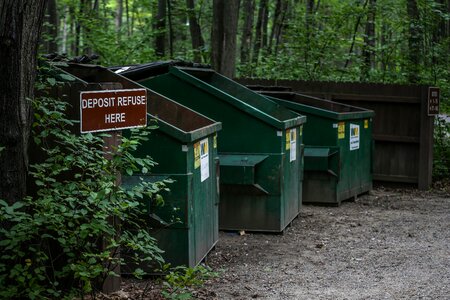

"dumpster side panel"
[190, 134, 219, 264]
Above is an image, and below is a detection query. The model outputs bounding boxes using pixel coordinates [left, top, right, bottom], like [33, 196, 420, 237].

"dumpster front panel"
[137, 69, 304, 232]
[267, 93, 374, 204]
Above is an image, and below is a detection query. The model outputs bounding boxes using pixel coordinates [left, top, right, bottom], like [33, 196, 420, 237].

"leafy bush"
[0, 68, 168, 299]
[433, 117, 450, 181]
[160, 264, 219, 300]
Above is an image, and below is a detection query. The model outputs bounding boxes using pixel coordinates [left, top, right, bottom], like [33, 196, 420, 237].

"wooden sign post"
[80, 86, 148, 293]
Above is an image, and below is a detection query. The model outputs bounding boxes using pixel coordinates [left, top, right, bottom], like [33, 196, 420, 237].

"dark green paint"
[264, 92, 374, 205]
[135, 67, 306, 232]
[53, 63, 221, 269]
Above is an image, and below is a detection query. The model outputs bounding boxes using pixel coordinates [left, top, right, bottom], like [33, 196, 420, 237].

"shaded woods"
[40, 1, 449, 88]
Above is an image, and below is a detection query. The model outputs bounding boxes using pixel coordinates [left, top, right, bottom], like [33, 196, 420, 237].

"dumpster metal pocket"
[304, 146, 340, 178]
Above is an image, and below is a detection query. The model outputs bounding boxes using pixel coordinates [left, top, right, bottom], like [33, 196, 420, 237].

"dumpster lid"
[109, 60, 211, 81]
[219, 154, 269, 167]
[169, 67, 306, 130]
[264, 92, 374, 121]
[52, 63, 221, 143]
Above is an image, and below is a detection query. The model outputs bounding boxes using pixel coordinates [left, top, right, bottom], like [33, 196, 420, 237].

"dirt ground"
[115, 186, 450, 299]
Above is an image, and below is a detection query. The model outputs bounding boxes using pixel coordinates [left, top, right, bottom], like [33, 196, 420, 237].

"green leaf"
[46, 77, 56, 86]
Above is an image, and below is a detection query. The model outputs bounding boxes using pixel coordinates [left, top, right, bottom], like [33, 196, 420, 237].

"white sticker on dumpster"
[350, 124, 360, 151]
[200, 138, 209, 182]
[290, 128, 297, 162]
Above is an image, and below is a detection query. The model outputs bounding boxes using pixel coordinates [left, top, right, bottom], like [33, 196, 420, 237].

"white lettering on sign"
[105, 113, 126, 124]
[82, 97, 116, 109]
[80, 88, 147, 133]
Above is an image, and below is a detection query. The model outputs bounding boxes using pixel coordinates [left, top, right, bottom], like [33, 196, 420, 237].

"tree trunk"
[406, 0, 422, 83]
[186, 0, 205, 63]
[75, 0, 86, 56]
[167, 0, 174, 58]
[211, 0, 240, 78]
[211, 0, 223, 70]
[361, 0, 376, 80]
[253, 0, 268, 64]
[44, 0, 58, 53]
[269, 0, 288, 55]
[240, 0, 254, 64]
[154, 0, 166, 57]
[0, 0, 47, 204]
[125, 0, 130, 36]
[116, 0, 123, 35]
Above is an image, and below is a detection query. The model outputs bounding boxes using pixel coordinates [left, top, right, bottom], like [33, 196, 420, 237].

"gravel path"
[202, 188, 450, 300]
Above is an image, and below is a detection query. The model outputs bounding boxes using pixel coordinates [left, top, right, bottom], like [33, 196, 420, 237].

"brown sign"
[80, 89, 147, 133]
[428, 87, 440, 116]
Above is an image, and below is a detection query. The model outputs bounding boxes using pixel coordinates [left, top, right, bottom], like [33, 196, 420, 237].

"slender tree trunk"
[70, 5, 76, 55]
[75, 0, 85, 56]
[211, 0, 240, 78]
[125, 0, 130, 36]
[211, 0, 223, 70]
[304, 0, 315, 68]
[406, 0, 422, 83]
[253, 0, 268, 64]
[0, 0, 47, 204]
[44, 0, 58, 53]
[270, 0, 288, 55]
[154, 0, 166, 57]
[361, 0, 376, 80]
[186, 0, 205, 63]
[62, 6, 69, 53]
[240, 0, 254, 64]
[268, 0, 282, 52]
[343, 0, 369, 69]
[167, 0, 174, 58]
[116, 0, 123, 35]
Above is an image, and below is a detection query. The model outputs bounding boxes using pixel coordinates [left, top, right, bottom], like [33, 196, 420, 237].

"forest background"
[41, 0, 450, 111]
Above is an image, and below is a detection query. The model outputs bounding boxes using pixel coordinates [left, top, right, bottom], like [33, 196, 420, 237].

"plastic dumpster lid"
[109, 60, 211, 81]
[265, 93, 374, 121]
[52, 62, 221, 143]
[167, 67, 306, 130]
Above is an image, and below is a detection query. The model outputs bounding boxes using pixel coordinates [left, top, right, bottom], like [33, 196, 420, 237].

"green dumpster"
[261, 91, 374, 205]
[118, 63, 306, 232]
[54, 63, 222, 268]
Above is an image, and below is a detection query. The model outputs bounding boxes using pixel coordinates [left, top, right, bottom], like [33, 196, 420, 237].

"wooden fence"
[236, 79, 435, 190]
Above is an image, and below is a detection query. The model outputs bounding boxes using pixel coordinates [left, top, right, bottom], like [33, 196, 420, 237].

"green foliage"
[159, 264, 219, 300]
[433, 117, 450, 180]
[0, 67, 168, 299]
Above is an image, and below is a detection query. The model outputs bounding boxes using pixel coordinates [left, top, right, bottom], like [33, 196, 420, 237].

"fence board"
[237, 79, 435, 189]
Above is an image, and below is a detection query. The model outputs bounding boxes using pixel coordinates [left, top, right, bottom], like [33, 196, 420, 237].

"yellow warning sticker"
[213, 134, 217, 148]
[364, 119, 369, 129]
[338, 122, 345, 139]
[194, 142, 200, 169]
[286, 129, 291, 150]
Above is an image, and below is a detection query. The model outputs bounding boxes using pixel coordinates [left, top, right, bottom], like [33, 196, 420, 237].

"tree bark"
[0, 0, 47, 204]
[167, 0, 174, 58]
[211, 0, 240, 78]
[361, 0, 376, 80]
[186, 0, 205, 63]
[252, 0, 268, 64]
[269, 0, 288, 55]
[406, 0, 422, 83]
[240, 0, 254, 64]
[154, 0, 166, 57]
[44, 0, 58, 53]
[116, 0, 123, 35]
